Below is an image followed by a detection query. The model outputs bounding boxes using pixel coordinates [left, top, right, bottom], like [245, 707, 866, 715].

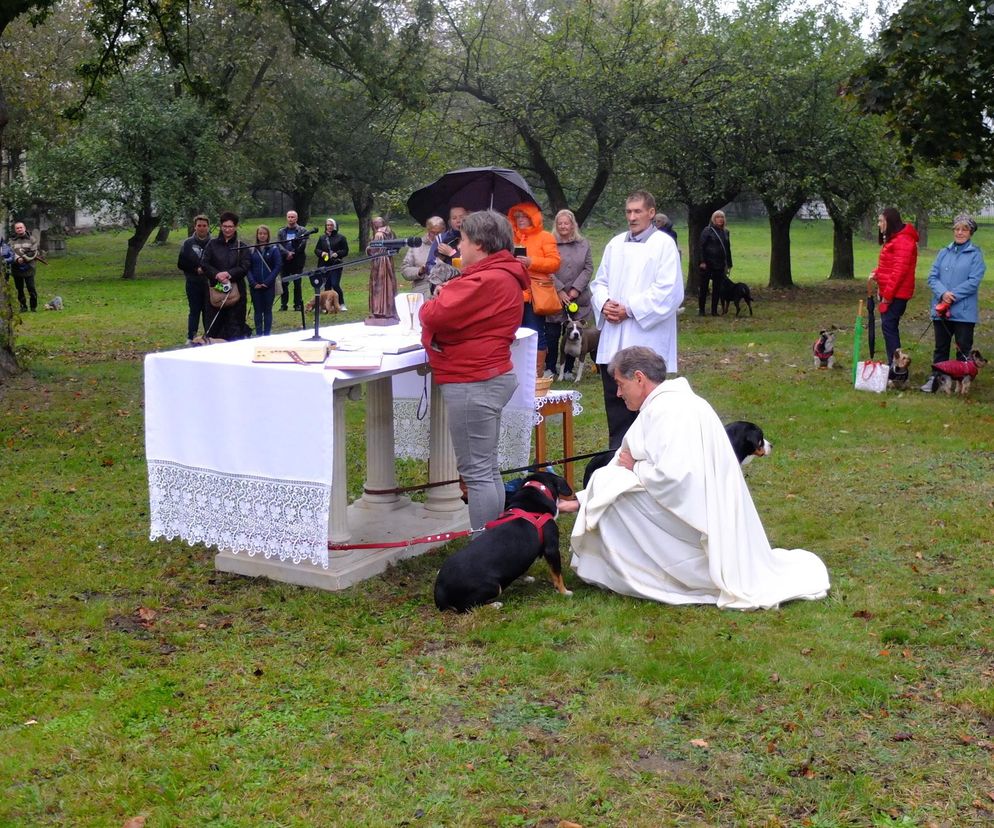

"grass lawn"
[2, 216, 994, 827]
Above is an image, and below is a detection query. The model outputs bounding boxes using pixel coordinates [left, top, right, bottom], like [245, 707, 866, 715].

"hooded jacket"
[873, 222, 919, 302]
[419, 249, 529, 383]
[927, 239, 986, 323]
[508, 202, 560, 304]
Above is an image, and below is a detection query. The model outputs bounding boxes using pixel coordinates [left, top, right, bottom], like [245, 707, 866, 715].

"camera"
[935, 300, 951, 318]
[213, 281, 231, 293]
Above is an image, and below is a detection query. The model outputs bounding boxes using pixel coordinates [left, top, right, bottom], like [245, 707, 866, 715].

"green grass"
[2, 217, 994, 826]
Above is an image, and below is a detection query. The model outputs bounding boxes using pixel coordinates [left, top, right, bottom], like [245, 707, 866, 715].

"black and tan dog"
[888, 348, 912, 390]
[934, 349, 987, 396]
[434, 471, 574, 612]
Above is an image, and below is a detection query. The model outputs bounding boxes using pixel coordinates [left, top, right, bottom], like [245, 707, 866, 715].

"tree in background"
[856, 0, 994, 190]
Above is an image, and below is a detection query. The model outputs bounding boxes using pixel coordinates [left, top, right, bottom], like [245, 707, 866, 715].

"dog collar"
[522, 480, 554, 501]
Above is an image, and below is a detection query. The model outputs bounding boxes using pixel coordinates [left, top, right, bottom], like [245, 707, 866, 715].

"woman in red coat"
[869, 207, 919, 368]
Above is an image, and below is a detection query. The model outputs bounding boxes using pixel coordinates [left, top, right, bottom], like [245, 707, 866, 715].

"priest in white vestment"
[590, 190, 684, 451]
[566, 346, 830, 610]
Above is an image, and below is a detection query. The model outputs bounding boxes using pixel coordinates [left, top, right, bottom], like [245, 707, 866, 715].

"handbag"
[209, 280, 241, 309]
[854, 360, 888, 393]
[529, 275, 561, 316]
[274, 274, 284, 296]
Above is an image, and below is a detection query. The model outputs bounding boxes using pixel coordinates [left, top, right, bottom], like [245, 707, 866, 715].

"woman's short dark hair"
[460, 210, 514, 255]
[879, 207, 904, 244]
[219, 211, 239, 226]
[608, 346, 668, 382]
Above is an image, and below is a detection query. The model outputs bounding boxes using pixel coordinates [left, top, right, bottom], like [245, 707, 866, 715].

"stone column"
[328, 387, 351, 543]
[361, 377, 399, 505]
[424, 374, 464, 512]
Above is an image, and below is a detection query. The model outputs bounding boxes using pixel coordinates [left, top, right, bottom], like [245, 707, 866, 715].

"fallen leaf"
[800, 648, 814, 656]
[137, 607, 157, 623]
[690, 738, 709, 748]
[558, 821, 583, 828]
[23, 719, 38, 726]
[770, 673, 781, 683]
[121, 818, 147, 828]
[892, 732, 913, 742]
[852, 609, 874, 619]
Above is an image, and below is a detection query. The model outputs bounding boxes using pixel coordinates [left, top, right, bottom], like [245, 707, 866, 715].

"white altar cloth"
[145, 322, 536, 573]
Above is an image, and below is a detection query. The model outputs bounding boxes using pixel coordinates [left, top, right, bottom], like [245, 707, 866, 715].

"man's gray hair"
[627, 189, 656, 211]
[608, 346, 668, 382]
[460, 209, 514, 255]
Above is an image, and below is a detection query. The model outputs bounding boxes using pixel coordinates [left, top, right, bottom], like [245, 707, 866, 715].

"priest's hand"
[557, 498, 580, 513]
[603, 300, 628, 323]
[618, 447, 635, 470]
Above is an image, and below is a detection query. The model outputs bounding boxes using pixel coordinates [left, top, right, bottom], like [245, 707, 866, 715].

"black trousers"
[698, 268, 722, 315]
[599, 363, 638, 451]
[13, 267, 37, 310]
[932, 319, 975, 365]
[281, 258, 305, 309]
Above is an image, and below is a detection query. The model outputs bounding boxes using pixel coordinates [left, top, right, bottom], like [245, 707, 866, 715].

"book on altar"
[253, 343, 332, 364]
[323, 351, 383, 371]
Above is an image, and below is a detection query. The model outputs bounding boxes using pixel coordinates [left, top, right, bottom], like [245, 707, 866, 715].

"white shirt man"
[567, 346, 830, 610]
[589, 190, 683, 449]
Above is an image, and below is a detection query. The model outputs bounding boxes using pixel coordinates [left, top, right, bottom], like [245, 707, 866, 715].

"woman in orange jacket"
[869, 207, 919, 368]
[508, 202, 561, 376]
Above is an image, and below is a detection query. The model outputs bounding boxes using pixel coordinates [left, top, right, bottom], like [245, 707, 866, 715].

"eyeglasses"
[220, 223, 235, 230]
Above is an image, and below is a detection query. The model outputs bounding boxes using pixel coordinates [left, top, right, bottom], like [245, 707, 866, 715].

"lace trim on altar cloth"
[148, 461, 330, 568]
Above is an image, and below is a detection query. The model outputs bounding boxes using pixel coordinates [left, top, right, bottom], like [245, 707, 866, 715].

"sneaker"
[185, 338, 194, 346]
[563, 371, 575, 381]
[920, 376, 936, 393]
[339, 305, 348, 312]
[19, 305, 27, 312]
[542, 369, 554, 379]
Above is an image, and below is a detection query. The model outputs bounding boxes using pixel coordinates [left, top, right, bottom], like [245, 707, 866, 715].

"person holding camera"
[921, 213, 986, 392]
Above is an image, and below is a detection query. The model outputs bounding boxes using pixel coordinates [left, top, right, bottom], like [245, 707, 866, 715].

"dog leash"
[360, 449, 609, 496]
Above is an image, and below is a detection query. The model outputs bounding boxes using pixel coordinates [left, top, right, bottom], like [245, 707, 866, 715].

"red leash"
[328, 529, 473, 551]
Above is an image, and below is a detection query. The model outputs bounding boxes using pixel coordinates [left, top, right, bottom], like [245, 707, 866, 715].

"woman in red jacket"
[869, 207, 919, 368]
[420, 210, 529, 529]
[509, 202, 561, 377]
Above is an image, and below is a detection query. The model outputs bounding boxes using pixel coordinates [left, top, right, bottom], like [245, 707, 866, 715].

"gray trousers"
[440, 371, 518, 529]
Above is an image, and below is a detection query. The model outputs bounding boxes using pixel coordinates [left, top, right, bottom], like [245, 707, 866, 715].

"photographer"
[921, 214, 986, 392]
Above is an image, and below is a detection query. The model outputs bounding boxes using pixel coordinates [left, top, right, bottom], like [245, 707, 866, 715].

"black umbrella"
[406, 166, 539, 224]
[866, 292, 877, 360]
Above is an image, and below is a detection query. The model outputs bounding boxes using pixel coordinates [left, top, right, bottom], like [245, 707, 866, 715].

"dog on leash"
[190, 335, 227, 346]
[43, 295, 63, 311]
[717, 276, 754, 316]
[558, 318, 600, 382]
[434, 471, 574, 612]
[888, 348, 912, 390]
[934, 350, 988, 396]
[304, 290, 342, 315]
[582, 420, 770, 487]
[813, 329, 836, 368]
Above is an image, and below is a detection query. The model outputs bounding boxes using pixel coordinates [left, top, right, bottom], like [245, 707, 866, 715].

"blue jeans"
[521, 302, 547, 350]
[323, 267, 345, 305]
[880, 297, 907, 364]
[440, 371, 518, 529]
[251, 285, 276, 336]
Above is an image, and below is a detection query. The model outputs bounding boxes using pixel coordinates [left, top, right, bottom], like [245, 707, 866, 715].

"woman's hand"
[618, 447, 635, 470]
[942, 291, 955, 304]
[216, 271, 231, 283]
[517, 255, 532, 269]
[436, 242, 455, 257]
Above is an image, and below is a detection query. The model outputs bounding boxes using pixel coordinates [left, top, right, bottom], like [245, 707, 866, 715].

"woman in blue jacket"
[922, 213, 986, 392]
[248, 225, 283, 337]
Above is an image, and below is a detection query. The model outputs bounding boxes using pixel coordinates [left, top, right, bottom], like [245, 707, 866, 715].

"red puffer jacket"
[419, 249, 529, 383]
[873, 223, 919, 302]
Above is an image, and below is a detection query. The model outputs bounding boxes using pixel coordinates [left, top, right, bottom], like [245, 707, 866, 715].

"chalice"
[406, 293, 420, 332]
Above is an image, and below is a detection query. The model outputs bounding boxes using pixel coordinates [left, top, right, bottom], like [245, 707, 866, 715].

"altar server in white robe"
[566, 346, 830, 610]
[590, 189, 683, 450]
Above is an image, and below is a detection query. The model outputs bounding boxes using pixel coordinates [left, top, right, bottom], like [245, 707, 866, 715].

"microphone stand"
[298, 250, 397, 343]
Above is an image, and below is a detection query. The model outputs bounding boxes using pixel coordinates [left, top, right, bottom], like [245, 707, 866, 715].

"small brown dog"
[190, 335, 227, 346]
[888, 348, 912, 390]
[304, 290, 342, 315]
[813, 329, 836, 368]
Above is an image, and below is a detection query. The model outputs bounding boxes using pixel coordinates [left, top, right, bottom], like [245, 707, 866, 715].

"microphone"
[368, 236, 423, 252]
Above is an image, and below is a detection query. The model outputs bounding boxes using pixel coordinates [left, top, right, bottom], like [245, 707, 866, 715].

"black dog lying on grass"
[582, 420, 770, 487]
[434, 471, 574, 612]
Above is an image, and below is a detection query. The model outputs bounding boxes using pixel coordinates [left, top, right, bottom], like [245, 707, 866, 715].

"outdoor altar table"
[145, 318, 537, 590]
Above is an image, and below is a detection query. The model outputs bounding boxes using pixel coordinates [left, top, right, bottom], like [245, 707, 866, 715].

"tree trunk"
[122, 211, 161, 279]
[766, 205, 800, 289]
[153, 223, 171, 245]
[828, 217, 854, 280]
[290, 189, 314, 227]
[0, 60, 18, 379]
[351, 188, 374, 251]
[914, 210, 929, 249]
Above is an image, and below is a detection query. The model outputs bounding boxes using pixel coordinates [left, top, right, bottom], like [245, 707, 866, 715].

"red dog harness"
[483, 480, 556, 542]
[933, 358, 979, 379]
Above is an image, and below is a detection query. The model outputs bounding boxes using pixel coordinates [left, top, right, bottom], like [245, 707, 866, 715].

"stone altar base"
[214, 499, 470, 591]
